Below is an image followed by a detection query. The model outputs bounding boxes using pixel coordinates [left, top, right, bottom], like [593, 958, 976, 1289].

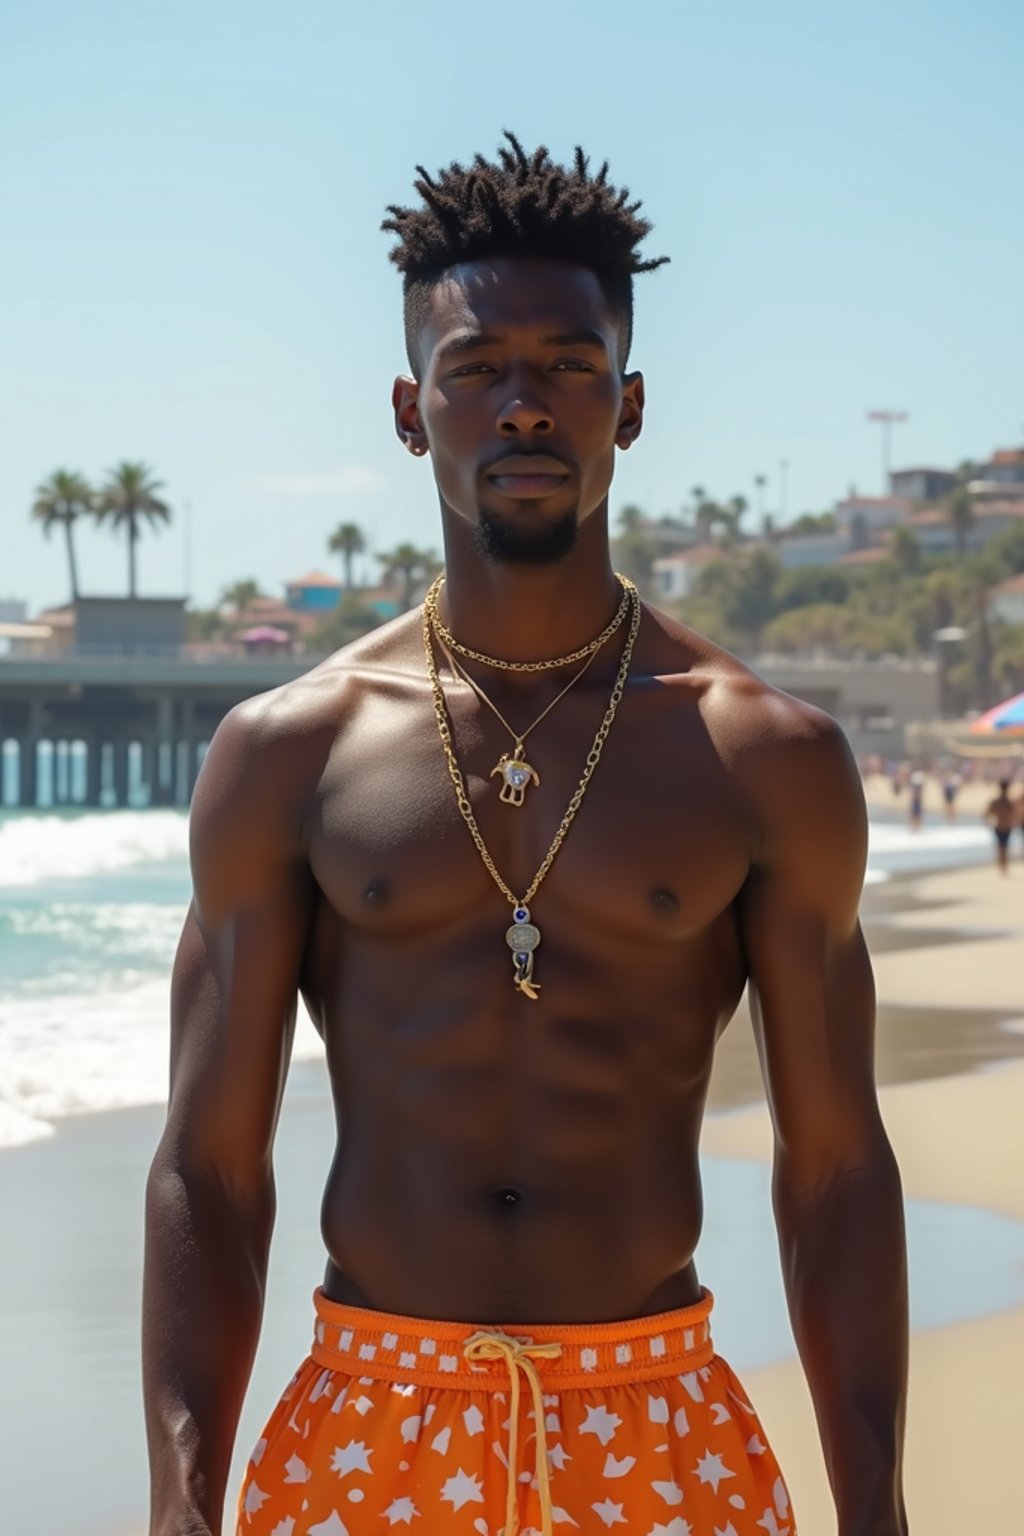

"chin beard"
[475, 505, 579, 566]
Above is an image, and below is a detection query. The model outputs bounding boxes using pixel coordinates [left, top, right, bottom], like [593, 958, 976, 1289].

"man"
[983, 778, 1017, 875]
[144, 134, 909, 1536]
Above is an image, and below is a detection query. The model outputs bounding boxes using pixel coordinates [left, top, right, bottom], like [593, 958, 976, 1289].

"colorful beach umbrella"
[968, 690, 1024, 738]
[241, 624, 290, 643]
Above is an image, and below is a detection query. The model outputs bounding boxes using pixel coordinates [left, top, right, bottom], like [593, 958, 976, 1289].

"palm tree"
[328, 522, 366, 590]
[889, 525, 921, 575]
[95, 461, 172, 598]
[378, 543, 441, 613]
[617, 503, 646, 534]
[944, 486, 975, 561]
[31, 469, 93, 601]
[717, 495, 748, 546]
[220, 578, 264, 613]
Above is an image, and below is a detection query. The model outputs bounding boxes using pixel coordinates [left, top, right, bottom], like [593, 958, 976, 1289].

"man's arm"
[736, 701, 909, 1536]
[143, 701, 316, 1536]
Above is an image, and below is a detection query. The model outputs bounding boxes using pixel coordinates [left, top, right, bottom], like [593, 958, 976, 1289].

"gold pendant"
[491, 750, 540, 807]
[506, 908, 542, 999]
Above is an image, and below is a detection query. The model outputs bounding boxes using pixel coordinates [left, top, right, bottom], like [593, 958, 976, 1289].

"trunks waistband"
[309, 1286, 716, 1536]
[309, 1284, 716, 1391]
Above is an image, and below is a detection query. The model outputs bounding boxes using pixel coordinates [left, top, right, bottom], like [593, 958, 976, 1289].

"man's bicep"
[737, 712, 883, 1188]
[166, 704, 316, 1189]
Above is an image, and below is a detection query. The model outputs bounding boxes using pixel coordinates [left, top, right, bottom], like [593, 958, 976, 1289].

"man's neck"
[437, 516, 623, 667]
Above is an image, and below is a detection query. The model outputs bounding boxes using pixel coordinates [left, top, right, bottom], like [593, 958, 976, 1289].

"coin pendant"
[506, 921, 541, 952]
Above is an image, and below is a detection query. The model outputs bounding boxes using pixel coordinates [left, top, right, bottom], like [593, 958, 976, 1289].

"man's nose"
[496, 393, 554, 435]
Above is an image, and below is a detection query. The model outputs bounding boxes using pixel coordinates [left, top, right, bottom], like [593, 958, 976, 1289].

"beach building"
[903, 500, 1024, 556]
[284, 569, 345, 613]
[889, 466, 957, 502]
[834, 492, 916, 548]
[837, 545, 891, 569]
[772, 530, 848, 568]
[987, 572, 1024, 626]
[651, 543, 722, 601]
[977, 446, 1024, 489]
[625, 513, 699, 554]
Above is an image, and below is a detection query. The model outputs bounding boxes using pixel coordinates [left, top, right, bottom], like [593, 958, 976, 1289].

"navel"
[493, 1186, 523, 1209]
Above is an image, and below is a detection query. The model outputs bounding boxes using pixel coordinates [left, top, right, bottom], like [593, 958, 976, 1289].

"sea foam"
[0, 809, 189, 888]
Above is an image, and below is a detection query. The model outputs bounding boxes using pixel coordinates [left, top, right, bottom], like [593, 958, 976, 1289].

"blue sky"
[3, 0, 1022, 614]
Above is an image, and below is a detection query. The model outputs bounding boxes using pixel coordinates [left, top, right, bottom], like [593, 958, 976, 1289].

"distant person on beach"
[941, 769, 962, 824]
[143, 134, 910, 1536]
[985, 780, 1018, 875]
[908, 769, 925, 831]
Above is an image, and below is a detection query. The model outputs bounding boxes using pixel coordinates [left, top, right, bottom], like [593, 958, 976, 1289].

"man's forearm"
[143, 1149, 274, 1536]
[773, 1138, 910, 1536]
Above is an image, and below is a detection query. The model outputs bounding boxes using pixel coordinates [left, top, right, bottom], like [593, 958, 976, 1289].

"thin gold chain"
[422, 578, 641, 910]
[435, 629, 602, 749]
[424, 573, 630, 672]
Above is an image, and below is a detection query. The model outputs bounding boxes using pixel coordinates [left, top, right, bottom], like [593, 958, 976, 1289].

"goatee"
[475, 507, 579, 566]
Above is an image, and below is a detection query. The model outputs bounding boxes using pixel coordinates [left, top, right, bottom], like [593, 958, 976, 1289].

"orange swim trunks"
[237, 1285, 795, 1535]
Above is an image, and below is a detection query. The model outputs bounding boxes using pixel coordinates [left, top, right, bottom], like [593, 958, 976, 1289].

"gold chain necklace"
[422, 577, 641, 1000]
[424, 572, 630, 672]
[434, 631, 603, 807]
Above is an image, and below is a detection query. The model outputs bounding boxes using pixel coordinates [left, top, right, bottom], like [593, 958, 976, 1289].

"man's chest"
[305, 677, 755, 947]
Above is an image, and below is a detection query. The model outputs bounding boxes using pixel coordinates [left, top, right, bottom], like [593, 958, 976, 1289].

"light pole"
[867, 410, 909, 493]
[182, 498, 192, 600]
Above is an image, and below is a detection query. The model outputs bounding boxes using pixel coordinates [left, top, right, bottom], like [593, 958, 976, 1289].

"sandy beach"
[3, 848, 1023, 1534]
[703, 859, 1024, 1532]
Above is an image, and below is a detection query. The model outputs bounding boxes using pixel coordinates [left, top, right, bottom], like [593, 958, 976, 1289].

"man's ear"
[392, 375, 429, 456]
[615, 370, 645, 450]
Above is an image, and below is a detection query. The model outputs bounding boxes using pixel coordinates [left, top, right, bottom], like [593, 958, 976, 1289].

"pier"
[0, 647, 319, 808]
[0, 642, 939, 809]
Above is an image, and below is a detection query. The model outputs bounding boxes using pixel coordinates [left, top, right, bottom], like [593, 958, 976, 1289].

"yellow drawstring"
[462, 1329, 564, 1535]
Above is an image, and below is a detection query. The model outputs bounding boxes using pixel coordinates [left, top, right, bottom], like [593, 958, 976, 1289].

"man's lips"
[485, 456, 571, 500]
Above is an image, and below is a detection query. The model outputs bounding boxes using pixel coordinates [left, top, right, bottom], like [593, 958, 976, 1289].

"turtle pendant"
[491, 749, 540, 807]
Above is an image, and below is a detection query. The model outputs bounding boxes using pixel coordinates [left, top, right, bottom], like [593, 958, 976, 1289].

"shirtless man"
[984, 778, 1018, 874]
[143, 135, 909, 1536]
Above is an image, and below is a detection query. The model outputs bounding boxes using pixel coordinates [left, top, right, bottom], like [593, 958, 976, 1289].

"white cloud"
[237, 466, 384, 497]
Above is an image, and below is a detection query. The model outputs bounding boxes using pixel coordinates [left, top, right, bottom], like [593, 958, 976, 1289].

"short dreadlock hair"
[382, 132, 668, 375]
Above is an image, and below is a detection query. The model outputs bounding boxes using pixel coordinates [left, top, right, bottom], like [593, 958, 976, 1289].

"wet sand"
[703, 859, 1024, 1532]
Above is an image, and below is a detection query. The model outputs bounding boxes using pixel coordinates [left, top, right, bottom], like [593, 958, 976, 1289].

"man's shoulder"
[646, 602, 844, 765]
[229, 609, 426, 742]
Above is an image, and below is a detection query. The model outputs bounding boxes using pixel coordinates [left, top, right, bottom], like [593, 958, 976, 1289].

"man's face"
[393, 257, 644, 565]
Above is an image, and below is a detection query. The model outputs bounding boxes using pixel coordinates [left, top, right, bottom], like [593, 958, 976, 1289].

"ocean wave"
[0, 976, 326, 1151]
[867, 820, 992, 857]
[0, 809, 189, 888]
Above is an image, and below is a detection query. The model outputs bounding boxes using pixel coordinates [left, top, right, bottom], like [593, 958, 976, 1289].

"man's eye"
[451, 363, 494, 376]
[552, 360, 592, 372]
